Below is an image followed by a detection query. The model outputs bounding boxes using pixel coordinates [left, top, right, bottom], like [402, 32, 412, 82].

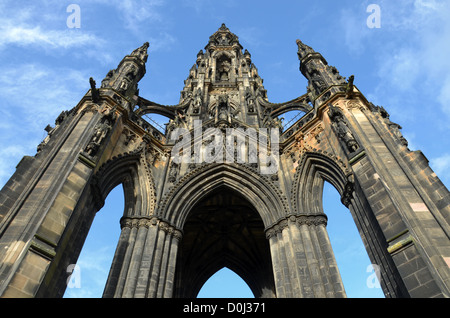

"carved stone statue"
[217, 95, 229, 122]
[328, 104, 359, 153]
[192, 88, 203, 114]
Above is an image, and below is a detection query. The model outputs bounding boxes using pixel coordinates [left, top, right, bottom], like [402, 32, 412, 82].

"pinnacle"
[219, 23, 229, 31]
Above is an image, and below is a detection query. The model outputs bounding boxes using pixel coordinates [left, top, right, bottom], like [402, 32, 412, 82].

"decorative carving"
[328, 104, 359, 153]
[296, 39, 315, 59]
[85, 108, 116, 157]
[130, 42, 149, 62]
[122, 128, 137, 146]
[372, 104, 408, 147]
[168, 161, 179, 183]
[101, 69, 115, 88]
[192, 88, 203, 114]
[36, 110, 70, 154]
[89, 77, 100, 103]
[265, 214, 328, 239]
[341, 180, 354, 207]
[119, 216, 183, 240]
[245, 87, 256, 113]
[345, 75, 355, 99]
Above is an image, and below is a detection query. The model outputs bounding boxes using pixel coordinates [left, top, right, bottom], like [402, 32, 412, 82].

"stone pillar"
[266, 214, 346, 298]
[103, 216, 182, 298]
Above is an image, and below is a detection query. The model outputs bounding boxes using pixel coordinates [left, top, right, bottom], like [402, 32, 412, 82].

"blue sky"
[0, 0, 449, 298]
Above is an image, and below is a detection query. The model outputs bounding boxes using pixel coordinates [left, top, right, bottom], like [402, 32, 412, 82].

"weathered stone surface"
[0, 25, 448, 298]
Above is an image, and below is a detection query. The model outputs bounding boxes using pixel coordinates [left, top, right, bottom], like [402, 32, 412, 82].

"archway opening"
[174, 187, 275, 298]
[279, 110, 305, 132]
[142, 113, 170, 134]
[322, 181, 384, 298]
[63, 184, 124, 298]
[197, 267, 254, 298]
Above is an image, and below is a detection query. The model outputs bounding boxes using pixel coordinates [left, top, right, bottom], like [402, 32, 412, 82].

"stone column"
[266, 214, 346, 298]
[103, 216, 182, 298]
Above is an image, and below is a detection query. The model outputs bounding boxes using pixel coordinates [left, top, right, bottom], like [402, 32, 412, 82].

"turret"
[100, 42, 149, 100]
[296, 39, 347, 100]
[176, 24, 268, 130]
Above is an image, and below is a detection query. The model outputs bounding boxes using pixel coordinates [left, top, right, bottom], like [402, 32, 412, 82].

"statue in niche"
[245, 87, 256, 113]
[85, 111, 115, 156]
[192, 88, 203, 114]
[168, 162, 178, 183]
[217, 95, 229, 122]
[328, 104, 359, 153]
[216, 55, 231, 81]
[309, 71, 327, 95]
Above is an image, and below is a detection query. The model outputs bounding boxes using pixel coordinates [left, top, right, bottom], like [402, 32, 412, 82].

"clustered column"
[103, 216, 182, 298]
[266, 214, 346, 298]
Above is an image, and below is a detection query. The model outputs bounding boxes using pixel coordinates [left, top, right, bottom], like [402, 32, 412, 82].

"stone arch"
[173, 185, 276, 298]
[92, 148, 157, 217]
[158, 163, 288, 230]
[291, 150, 409, 297]
[292, 151, 351, 215]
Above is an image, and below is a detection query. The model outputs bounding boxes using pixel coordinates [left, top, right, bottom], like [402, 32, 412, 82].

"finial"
[131, 42, 150, 62]
[296, 38, 314, 59]
[89, 77, 100, 103]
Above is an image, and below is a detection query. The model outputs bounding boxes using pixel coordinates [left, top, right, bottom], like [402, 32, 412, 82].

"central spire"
[171, 24, 267, 132]
[204, 23, 243, 53]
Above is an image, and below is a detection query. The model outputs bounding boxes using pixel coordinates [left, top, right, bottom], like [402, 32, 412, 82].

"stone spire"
[100, 42, 150, 101]
[173, 24, 267, 131]
[296, 39, 347, 100]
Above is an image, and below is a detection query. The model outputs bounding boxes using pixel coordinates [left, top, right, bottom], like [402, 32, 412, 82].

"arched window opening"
[142, 113, 170, 134]
[279, 110, 305, 132]
[197, 267, 254, 298]
[63, 184, 124, 298]
[322, 181, 384, 298]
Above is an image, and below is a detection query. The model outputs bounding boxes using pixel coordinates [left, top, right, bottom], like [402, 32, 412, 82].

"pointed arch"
[292, 151, 352, 215]
[157, 163, 288, 229]
[173, 184, 276, 298]
[91, 148, 156, 217]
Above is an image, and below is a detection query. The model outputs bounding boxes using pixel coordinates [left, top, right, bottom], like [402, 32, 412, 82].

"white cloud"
[63, 245, 115, 298]
[0, 1, 103, 51]
[362, 1, 450, 119]
[92, 0, 166, 31]
[0, 24, 99, 49]
[339, 6, 371, 55]
[0, 63, 90, 188]
[430, 153, 450, 176]
[0, 64, 88, 127]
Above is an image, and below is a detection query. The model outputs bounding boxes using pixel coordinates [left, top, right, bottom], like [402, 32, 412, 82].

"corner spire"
[99, 42, 150, 102]
[295, 39, 347, 101]
[130, 42, 150, 63]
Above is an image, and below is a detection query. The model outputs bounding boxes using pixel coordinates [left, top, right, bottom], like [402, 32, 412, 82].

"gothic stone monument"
[0, 24, 449, 298]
